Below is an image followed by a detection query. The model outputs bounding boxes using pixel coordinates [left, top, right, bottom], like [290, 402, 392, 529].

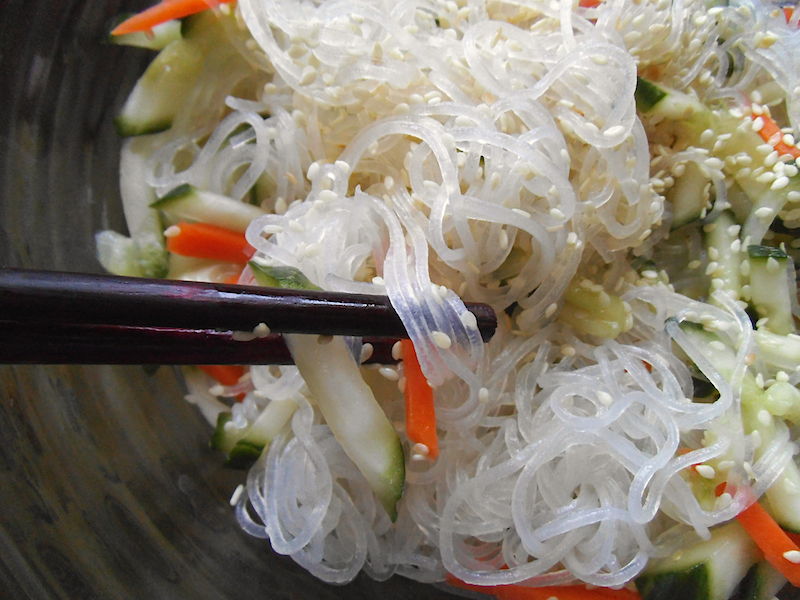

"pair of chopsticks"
[0, 269, 497, 365]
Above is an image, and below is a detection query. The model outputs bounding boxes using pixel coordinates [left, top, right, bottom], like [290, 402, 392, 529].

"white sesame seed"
[772, 176, 790, 190]
[478, 387, 490, 403]
[432, 331, 452, 349]
[545, 303, 558, 318]
[550, 208, 566, 220]
[412, 442, 429, 456]
[360, 343, 374, 362]
[253, 322, 271, 338]
[755, 207, 775, 219]
[757, 409, 772, 426]
[164, 225, 181, 238]
[372, 276, 385, 286]
[561, 344, 576, 357]
[229, 484, 245, 506]
[604, 125, 625, 138]
[784, 550, 800, 564]
[597, 391, 613, 406]
[379, 366, 400, 381]
[756, 171, 776, 184]
[232, 331, 257, 342]
[391, 341, 403, 361]
[695, 465, 716, 479]
[460, 311, 479, 330]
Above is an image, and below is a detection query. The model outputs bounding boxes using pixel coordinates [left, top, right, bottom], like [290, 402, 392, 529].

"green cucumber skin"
[152, 185, 264, 233]
[225, 440, 265, 470]
[635, 523, 760, 600]
[636, 563, 709, 600]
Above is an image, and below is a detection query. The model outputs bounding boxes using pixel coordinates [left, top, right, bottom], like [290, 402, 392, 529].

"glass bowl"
[0, 1, 457, 597]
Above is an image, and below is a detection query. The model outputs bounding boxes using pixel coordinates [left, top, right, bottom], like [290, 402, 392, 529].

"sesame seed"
[229, 484, 245, 507]
[432, 331, 452, 349]
[695, 465, 716, 479]
[478, 387, 490, 403]
[379, 366, 400, 381]
[772, 176, 790, 190]
[757, 409, 772, 426]
[253, 322, 271, 338]
[391, 341, 403, 361]
[784, 551, 800, 564]
[597, 391, 613, 406]
[412, 442, 429, 456]
[360, 343, 374, 362]
[460, 311, 479, 330]
[604, 125, 625, 138]
[755, 207, 775, 219]
[164, 225, 181, 238]
[752, 117, 765, 132]
[561, 344, 576, 357]
[545, 303, 558, 318]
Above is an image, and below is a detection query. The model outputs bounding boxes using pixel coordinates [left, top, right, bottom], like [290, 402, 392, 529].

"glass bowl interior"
[0, 1, 456, 597]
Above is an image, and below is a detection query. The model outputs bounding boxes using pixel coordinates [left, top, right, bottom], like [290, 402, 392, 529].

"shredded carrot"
[111, 0, 236, 36]
[222, 273, 242, 285]
[446, 574, 641, 600]
[751, 110, 800, 160]
[165, 221, 254, 263]
[199, 365, 246, 401]
[715, 483, 800, 585]
[578, 0, 602, 7]
[401, 339, 439, 460]
[199, 364, 245, 387]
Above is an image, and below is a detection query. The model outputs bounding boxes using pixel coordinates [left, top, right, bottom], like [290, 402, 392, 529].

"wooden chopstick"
[0, 321, 399, 365]
[0, 268, 496, 341]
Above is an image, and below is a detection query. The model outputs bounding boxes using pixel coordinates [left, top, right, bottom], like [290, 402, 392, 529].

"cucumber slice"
[634, 77, 668, 113]
[153, 184, 265, 233]
[115, 9, 249, 137]
[558, 280, 632, 339]
[739, 560, 788, 600]
[250, 263, 405, 521]
[211, 398, 298, 469]
[114, 38, 205, 136]
[747, 245, 796, 335]
[677, 320, 800, 532]
[702, 211, 741, 302]
[635, 522, 760, 600]
[666, 161, 711, 230]
[107, 18, 182, 50]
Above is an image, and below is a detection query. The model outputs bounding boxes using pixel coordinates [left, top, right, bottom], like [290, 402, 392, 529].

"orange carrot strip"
[446, 574, 641, 600]
[402, 339, 439, 459]
[199, 364, 245, 386]
[166, 221, 254, 263]
[199, 364, 246, 401]
[751, 110, 800, 160]
[579, 0, 602, 7]
[715, 484, 800, 586]
[111, 0, 236, 36]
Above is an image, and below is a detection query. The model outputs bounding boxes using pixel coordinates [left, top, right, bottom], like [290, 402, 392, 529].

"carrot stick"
[111, 0, 236, 36]
[199, 364, 245, 386]
[401, 339, 439, 459]
[751, 110, 800, 160]
[715, 483, 800, 585]
[199, 364, 246, 401]
[578, 0, 602, 7]
[445, 574, 641, 600]
[165, 221, 254, 263]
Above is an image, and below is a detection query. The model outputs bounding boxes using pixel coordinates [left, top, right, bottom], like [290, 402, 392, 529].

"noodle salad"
[99, 0, 800, 597]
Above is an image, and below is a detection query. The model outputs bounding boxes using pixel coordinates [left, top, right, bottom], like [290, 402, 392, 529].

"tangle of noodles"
[102, 0, 800, 593]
